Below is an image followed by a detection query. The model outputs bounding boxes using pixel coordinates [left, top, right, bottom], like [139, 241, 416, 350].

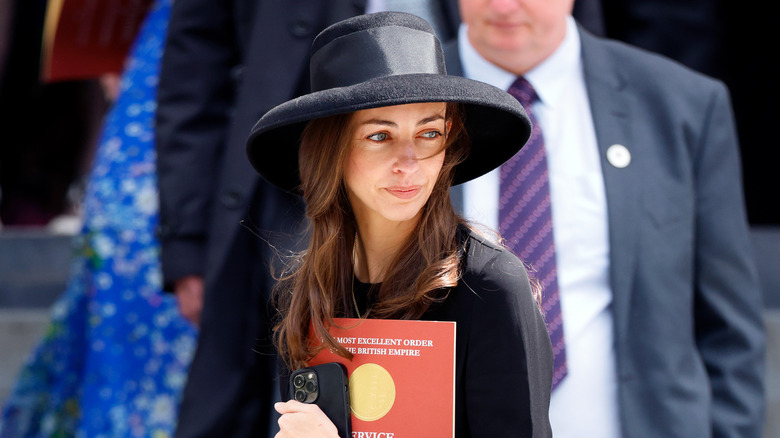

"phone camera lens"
[294, 390, 307, 402]
[293, 374, 305, 388]
[305, 380, 317, 393]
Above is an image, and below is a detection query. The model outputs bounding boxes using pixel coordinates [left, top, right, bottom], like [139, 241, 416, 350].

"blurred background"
[1, 0, 778, 435]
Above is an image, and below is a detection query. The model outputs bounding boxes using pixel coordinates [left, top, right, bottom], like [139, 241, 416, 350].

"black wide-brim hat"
[246, 11, 531, 193]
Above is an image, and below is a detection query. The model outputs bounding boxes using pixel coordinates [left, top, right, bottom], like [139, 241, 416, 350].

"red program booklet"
[308, 318, 456, 438]
[41, 0, 152, 82]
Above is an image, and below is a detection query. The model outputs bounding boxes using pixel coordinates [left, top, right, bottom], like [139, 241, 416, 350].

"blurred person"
[444, 0, 765, 437]
[246, 12, 553, 438]
[155, 1, 462, 437]
[0, 0, 197, 436]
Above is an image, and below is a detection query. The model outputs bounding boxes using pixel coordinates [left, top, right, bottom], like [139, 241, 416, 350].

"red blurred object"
[40, 0, 152, 82]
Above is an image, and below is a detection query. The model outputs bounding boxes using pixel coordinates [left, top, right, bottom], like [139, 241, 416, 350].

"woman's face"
[344, 102, 450, 230]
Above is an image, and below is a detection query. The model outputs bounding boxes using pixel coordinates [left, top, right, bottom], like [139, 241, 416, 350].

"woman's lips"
[385, 186, 422, 199]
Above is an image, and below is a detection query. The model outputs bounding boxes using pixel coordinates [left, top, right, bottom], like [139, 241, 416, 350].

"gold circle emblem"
[349, 363, 396, 421]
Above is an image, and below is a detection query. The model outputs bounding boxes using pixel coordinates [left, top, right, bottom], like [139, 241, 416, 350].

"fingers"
[275, 401, 339, 437]
[174, 275, 204, 326]
[275, 400, 315, 414]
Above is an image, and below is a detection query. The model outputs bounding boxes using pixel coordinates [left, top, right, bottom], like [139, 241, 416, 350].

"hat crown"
[312, 11, 436, 54]
[309, 12, 446, 92]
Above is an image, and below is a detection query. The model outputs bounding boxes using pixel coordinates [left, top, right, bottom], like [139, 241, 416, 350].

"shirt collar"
[458, 16, 582, 109]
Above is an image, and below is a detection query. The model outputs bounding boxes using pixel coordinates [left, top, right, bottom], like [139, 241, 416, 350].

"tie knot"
[508, 76, 538, 108]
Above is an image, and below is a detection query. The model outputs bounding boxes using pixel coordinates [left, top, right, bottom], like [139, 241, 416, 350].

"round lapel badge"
[606, 144, 631, 168]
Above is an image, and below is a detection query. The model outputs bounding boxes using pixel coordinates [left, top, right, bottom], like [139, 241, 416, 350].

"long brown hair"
[273, 102, 469, 370]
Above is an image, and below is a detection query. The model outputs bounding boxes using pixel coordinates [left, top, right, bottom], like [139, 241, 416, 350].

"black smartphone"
[289, 362, 352, 437]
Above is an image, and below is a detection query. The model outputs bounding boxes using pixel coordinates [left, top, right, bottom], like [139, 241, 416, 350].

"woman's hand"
[274, 400, 341, 438]
[173, 275, 204, 327]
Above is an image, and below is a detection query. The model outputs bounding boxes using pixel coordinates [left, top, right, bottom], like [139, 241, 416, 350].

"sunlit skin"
[459, 0, 575, 75]
[344, 102, 451, 283]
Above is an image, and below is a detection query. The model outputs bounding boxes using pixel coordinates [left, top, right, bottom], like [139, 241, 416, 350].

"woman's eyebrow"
[360, 114, 445, 128]
[361, 119, 396, 127]
[417, 114, 445, 126]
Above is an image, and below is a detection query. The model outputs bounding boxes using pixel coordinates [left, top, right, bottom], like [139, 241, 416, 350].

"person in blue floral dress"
[0, 0, 197, 435]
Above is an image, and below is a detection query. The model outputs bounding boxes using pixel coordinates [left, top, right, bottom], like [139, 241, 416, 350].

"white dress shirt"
[459, 17, 622, 438]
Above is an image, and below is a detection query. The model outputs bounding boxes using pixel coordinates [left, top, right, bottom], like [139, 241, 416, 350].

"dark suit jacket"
[444, 25, 765, 438]
[155, 1, 460, 437]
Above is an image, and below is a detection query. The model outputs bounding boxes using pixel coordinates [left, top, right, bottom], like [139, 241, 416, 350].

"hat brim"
[246, 73, 531, 193]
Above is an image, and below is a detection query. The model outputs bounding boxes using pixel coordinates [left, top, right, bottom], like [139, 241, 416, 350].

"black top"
[280, 226, 553, 437]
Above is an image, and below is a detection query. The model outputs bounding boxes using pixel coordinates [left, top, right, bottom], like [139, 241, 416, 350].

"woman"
[246, 12, 552, 438]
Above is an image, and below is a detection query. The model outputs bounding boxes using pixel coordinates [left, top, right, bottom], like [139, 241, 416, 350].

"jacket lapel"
[579, 28, 640, 343]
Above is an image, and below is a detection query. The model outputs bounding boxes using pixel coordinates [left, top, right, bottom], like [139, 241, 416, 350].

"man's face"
[459, 0, 574, 72]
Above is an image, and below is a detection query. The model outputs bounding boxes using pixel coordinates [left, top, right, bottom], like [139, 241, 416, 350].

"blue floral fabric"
[0, 0, 197, 436]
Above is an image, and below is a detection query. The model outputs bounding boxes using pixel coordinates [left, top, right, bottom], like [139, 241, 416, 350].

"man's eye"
[421, 130, 442, 139]
[368, 132, 388, 141]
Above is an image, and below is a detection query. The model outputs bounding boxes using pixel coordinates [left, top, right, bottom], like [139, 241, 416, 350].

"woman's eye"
[420, 130, 442, 139]
[368, 132, 388, 141]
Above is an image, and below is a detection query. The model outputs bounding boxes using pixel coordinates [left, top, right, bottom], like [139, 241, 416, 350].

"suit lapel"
[579, 28, 640, 343]
[444, 39, 463, 76]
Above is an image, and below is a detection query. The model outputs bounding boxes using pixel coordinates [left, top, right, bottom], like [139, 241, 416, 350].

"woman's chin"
[379, 206, 425, 225]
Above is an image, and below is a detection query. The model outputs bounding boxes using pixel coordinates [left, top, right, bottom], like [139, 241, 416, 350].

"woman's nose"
[392, 139, 419, 173]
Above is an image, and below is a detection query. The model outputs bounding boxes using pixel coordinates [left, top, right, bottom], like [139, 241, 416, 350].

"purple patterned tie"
[499, 77, 567, 390]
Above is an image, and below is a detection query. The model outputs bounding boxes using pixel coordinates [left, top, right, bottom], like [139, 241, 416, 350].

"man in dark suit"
[445, 0, 765, 436]
[155, 1, 460, 436]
